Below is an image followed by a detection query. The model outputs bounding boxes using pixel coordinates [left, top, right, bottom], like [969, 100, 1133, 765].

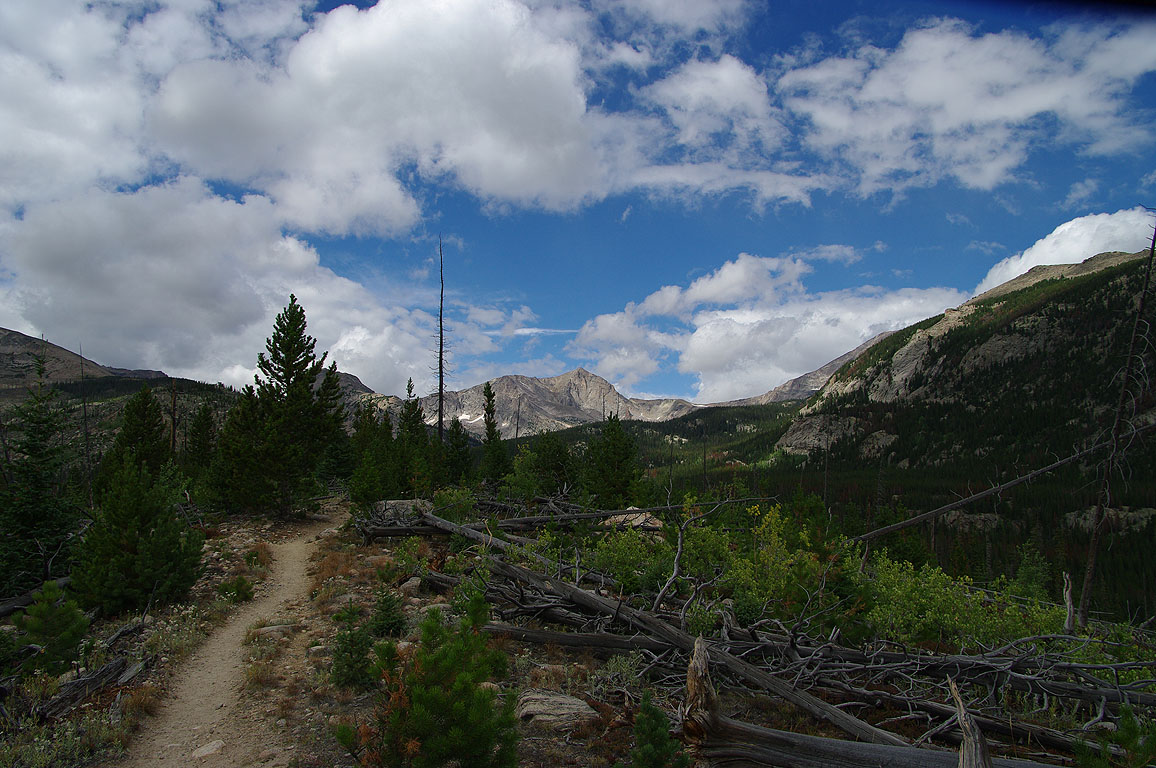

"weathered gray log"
[822, 679, 1117, 758]
[104, 618, 146, 650]
[477, 604, 1125, 757]
[37, 656, 130, 719]
[682, 637, 1059, 768]
[482, 624, 670, 653]
[424, 570, 592, 629]
[733, 631, 1156, 709]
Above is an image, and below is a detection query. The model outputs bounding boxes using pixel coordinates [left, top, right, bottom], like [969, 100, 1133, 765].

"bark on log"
[482, 624, 670, 653]
[37, 656, 130, 720]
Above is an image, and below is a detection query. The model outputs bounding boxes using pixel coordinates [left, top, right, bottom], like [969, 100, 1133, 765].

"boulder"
[516, 689, 599, 731]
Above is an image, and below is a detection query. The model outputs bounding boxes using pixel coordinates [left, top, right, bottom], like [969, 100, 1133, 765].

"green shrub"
[216, 576, 254, 603]
[591, 528, 672, 594]
[614, 691, 690, 768]
[392, 536, 429, 579]
[433, 487, 476, 523]
[331, 611, 374, 690]
[0, 707, 127, 768]
[71, 456, 203, 615]
[339, 595, 517, 767]
[1008, 542, 1051, 602]
[861, 552, 1063, 649]
[365, 590, 406, 639]
[722, 503, 825, 627]
[12, 581, 89, 675]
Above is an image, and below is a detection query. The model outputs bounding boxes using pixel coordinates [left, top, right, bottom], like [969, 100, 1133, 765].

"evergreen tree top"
[257, 294, 327, 398]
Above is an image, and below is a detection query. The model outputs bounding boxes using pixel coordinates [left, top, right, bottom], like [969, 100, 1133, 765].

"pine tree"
[445, 417, 473, 486]
[349, 404, 400, 507]
[532, 430, 573, 497]
[585, 414, 638, 508]
[183, 402, 217, 480]
[105, 384, 170, 475]
[340, 595, 517, 767]
[614, 691, 690, 768]
[73, 454, 203, 614]
[13, 580, 88, 675]
[209, 386, 276, 513]
[480, 382, 510, 485]
[397, 378, 430, 495]
[210, 295, 345, 515]
[0, 361, 77, 595]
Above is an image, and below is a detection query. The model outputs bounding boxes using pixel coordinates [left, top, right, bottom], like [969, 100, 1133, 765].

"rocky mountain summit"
[363, 368, 700, 438]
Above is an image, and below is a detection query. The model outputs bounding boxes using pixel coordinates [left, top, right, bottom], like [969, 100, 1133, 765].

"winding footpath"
[105, 520, 329, 768]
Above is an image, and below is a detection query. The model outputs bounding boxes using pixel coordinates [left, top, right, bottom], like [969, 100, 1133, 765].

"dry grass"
[310, 550, 356, 595]
[245, 661, 280, 689]
[248, 541, 275, 569]
[122, 684, 162, 721]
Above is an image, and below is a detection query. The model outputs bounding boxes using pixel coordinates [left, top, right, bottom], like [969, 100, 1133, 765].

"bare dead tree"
[437, 236, 446, 444]
[652, 499, 728, 612]
[1078, 215, 1156, 627]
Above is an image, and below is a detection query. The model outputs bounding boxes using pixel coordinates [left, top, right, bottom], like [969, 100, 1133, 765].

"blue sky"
[1, 0, 1155, 402]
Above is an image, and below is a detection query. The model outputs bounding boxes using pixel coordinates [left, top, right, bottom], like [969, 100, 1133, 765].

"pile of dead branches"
[360, 500, 1156, 766]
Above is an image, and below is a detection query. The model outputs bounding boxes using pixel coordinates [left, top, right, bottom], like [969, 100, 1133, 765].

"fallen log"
[682, 637, 1059, 768]
[37, 656, 133, 720]
[745, 634, 1156, 709]
[822, 679, 1121, 758]
[482, 623, 670, 654]
[415, 508, 906, 746]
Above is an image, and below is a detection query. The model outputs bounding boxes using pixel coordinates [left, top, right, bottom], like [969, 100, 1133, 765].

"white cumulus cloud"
[777, 18, 1156, 196]
[975, 208, 1154, 294]
[569, 249, 964, 401]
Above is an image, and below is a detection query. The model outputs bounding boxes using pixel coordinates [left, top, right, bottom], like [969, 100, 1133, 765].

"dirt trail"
[107, 521, 330, 768]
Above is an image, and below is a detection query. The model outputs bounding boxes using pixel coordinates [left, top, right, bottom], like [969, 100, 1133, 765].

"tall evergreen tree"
[585, 414, 638, 509]
[349, 404, 400, 506]
[100, 384, 169, 487]
[209, 386, 275, 513]
[0, 362, 77, 595]
[248, 295, 344, 514]
[445, 417, 473, 486]
[480, 382, 510, 484]
[183, 402, 217, 480]
[532, 430, 573, 497]
[397, 379, 430, 495]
